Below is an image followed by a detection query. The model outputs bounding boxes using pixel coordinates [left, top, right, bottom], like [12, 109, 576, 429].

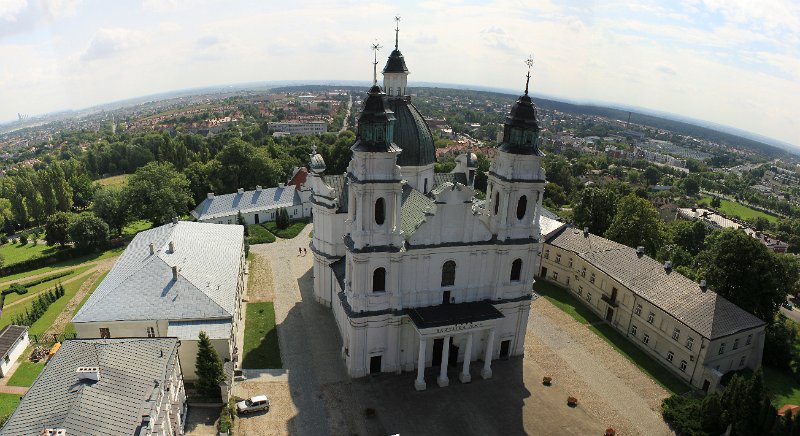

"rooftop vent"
[168, 241, 175, 253]
[256, 185, 262, 191]
[76, 367, 100, 382]
[149, 243, 154, 255]
[207, 192, 214, 199]
[172, 266, 179, 281]
[172, 217, 178, 225]
[279, 183, 285, 188]
[664, 260, 673, 271]
[583, 227, 589, 236]
[636, 246, 645, 256]
[237, 188, 244, 194]
[699, 279, 707, 291]
[691, 207, 696, 212]
[40, 429, 67, 436]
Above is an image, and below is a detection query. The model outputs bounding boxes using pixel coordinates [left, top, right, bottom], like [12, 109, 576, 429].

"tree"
[666, 219, 708, 256]
[604, 194, 664, 255]
[44, 211, 75, 246]
[92, 188, 129, 236]
[682, 175, 701, 196]
[711, 196, 722, 208]
[643, 166, 661, 186]
[70, 174, 96, 210]
[195, 331, 225, 398]
[696, 229, 795, 322]
[275, 208, 290, 230]
[68, 213, 109, 250]
[124, 162, 192, 225]
[572, 186, 619, 235]
[237, 211, 249, 236]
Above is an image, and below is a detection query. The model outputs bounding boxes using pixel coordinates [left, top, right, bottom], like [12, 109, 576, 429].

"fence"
[30, 332, 77, 345]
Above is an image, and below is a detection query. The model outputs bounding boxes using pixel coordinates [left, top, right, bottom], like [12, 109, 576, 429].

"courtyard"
[234, 225, 673, 435]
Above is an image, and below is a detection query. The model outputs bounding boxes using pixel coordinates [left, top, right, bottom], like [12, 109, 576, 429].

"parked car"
[236, 395, 270, 414]
[783, 301, 793, 311]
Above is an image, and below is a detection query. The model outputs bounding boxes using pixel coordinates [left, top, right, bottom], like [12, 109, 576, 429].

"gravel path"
[246, 253, 274, 302]
[528, 298, 673, 436]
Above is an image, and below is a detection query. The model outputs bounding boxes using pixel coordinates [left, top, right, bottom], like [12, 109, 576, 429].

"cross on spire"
[525, 55, 534, 95]
[371, 41, 383, 85]
[394, 15, 401, 49]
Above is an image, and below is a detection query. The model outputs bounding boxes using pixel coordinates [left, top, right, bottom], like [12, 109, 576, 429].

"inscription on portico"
[435, 322, 481, 334]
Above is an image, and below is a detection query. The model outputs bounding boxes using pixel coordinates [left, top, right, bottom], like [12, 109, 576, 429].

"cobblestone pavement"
[527, 298, 673, 436]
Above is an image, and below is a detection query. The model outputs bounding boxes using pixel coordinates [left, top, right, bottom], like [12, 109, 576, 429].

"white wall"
[0, 331, 29, 377]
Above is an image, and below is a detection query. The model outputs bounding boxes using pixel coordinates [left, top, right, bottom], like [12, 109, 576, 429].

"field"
[0, 242, 62, 266]
[699, 195, 779, 223]
[0, 246, 122, 283]
[241, 302, 282, 369]
[1, 266, 91, 306]
[533, 280, 690, 395]
[96, 174, 129, 189]
[0, 394, 20, 420]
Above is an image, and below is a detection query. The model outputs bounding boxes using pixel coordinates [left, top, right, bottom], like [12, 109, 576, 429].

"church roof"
[433, 172, 468, 190]
[383, 49, 409, 73]
[497, 92, 542, 155]
[351, 85, 402, 153]
[387, 98, 436, 167]
[400, 183, 434, 235]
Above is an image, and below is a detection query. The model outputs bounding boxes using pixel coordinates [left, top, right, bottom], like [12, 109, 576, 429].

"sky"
[1, 0, 799, 147]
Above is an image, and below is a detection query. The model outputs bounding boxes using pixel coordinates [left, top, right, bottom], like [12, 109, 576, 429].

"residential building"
[309, 28, 544, 390]
[191, 184, 311, 225]
[677, 207, 789, 252]
[538, 223, 766, 392]
[267, 121, 327, 135]
[0, 325, 28, 377]
[71, 221, 245, 379]
[0, 338, 185, 436]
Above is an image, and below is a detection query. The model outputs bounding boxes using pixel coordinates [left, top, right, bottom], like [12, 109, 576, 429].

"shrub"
[218, 408, 232, 433]
[19, 234, 27, 245]
[0, 235, 7, 244]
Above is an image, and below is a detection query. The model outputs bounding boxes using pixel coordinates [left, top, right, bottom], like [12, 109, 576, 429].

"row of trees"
[10, 284, 65, 327]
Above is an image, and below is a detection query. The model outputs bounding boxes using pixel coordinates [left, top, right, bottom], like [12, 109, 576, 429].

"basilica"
[308, 25, 546, 390]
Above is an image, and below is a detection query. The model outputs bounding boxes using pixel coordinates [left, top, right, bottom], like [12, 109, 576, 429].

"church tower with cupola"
[484, 57, 546, 241]
[382, 17, 436, 194]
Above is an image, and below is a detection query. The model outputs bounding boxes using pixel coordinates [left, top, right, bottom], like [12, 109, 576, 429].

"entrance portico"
[408, 301, 505, 391]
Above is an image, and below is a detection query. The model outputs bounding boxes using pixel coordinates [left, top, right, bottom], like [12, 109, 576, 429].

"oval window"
[375, 198, 386, 225]
[517, 195, 527, 220]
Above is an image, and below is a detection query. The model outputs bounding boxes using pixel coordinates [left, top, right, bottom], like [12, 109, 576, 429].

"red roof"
[288, 167, 308, 188]
[778, 404, 800, 416]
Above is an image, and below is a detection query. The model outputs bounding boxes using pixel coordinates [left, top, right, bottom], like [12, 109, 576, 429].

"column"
[459, 333, 474, 383]
[437, 336, 451, 387]
[415, 337, 427, 391]
[481, 329, 495, 379]
[532, 190, 543, 237]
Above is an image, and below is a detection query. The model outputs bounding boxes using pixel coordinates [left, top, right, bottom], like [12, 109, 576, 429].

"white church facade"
[309, 27, 546, 390]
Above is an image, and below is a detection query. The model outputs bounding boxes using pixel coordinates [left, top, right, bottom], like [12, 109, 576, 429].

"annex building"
[309, 26, 546, 390]
[0, 338, 185, 436]
[539, 222, 766, 392]
[72, 221, 246, 380]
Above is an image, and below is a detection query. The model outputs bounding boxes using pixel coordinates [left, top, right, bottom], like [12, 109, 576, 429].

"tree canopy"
[604, 193, 664, 255]
[124, 162, 192, 225]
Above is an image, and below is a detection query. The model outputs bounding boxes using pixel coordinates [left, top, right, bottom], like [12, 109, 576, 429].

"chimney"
[148, 243, 154, 255]
[237, 188, 244, 194]
[664, 260, 672, 271]
[583, 227, 589, 236]
[172, 217, 178, 225]
[172, 266, 179, 281]
[76, 367, 100, 382]
[636, 246, 644, 256]
[207, 192, 214, 199]
[699, 279, 707, 291]
[168, 241, 175, 253]
[256, 185, 262, 191]
[279, 183, 285, 188]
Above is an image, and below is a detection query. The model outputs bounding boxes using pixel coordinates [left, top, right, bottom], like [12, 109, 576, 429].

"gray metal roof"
[320, 174, 349, 213]
[167, 319, 232, 340]
[547, 227, 765, 339]
[191, 186, 302, 221]
[73, 221, 243, 323]
[432, 172, 468, 190]
[0, 338, 180, 436]
[0, 325, 26, 358]
[400, 184, 434, 235]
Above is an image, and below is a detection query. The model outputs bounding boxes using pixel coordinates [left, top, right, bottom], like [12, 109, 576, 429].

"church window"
[375, 198, 386, 225]
[511, 259, 522, 281]
[441, 261, 456, 287]
[373, 268, 386, 293]
[516, 195, 527, 220]
[397, 87, 401, 96]
[494, 192, 500, 215]
[387, 88, 393, 96]
[424, 178, 428, 193]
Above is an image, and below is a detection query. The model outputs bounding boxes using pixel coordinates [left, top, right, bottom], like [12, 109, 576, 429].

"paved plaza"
[233, 225, 673, 435]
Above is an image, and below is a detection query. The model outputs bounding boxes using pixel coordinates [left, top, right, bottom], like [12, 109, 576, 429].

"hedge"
[0, 246, 94, 277]
[13, 270, 74, 289]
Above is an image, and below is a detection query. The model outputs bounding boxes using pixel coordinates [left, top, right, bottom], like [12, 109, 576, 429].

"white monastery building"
[309, 26, 546, 390]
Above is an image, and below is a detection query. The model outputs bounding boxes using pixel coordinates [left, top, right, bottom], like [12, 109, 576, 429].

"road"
[339, 95, 352, 133]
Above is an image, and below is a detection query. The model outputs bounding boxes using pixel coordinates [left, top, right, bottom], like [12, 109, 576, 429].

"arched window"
[441, 261, 456, 287]
[511, 259, 522, 281]
[373, 268, 386, 293]
[494, 192, 500, 215]
[375, 198, 385, 225]
[397, 87, 401, 96]
[516, 195, 527, 220]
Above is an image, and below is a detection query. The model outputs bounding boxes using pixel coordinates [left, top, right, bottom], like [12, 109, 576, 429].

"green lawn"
[0, 393, 20, 421]
[2, 266, 92, 307]
[241, 302, 282, 369]
[6, 361, 45, 387]
[699, 195, 779, 223]
[0, 273, 93, 336]
[96, 174, 129, 189]
[534, 280, 690, 395]
[63, 270, 109, 337]
[763, 366, 800, 407]
[0, 242, 62, 265]
[246, 224, 276, 244]
[0, 246, 123, 283]
[264, 220, 308, 239]
[122, 220, 153, 237]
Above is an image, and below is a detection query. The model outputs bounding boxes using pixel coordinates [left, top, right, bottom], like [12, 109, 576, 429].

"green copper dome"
[386, 98, 435, 167]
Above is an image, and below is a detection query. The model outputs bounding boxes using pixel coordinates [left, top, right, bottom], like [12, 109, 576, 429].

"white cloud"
[80, 28, 143, 62]
[0, 0, 27, 22]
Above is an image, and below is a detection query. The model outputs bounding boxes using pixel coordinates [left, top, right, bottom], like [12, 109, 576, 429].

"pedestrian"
[298, 247, 302, 256]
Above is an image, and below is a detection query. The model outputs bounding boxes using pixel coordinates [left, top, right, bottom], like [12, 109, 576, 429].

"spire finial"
[371, 41, 382, 86]
[524, 54, 534, 95]
[394, 15, 401, 49]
